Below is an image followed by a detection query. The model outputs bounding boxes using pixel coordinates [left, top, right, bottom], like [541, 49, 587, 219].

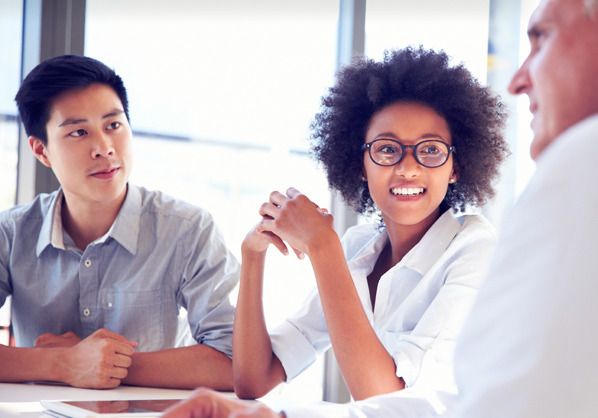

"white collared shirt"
[270, 209, 496, 392]
[451, 114, 598, 418]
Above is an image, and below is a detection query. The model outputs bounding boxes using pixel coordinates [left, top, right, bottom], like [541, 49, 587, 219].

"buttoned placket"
[78, 244, 101, 336]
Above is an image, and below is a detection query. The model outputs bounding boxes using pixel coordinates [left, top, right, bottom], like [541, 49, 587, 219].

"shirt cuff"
[270, 320, 317, 381]
[197, 332, 233, 358]
[394, 349, 419, 387]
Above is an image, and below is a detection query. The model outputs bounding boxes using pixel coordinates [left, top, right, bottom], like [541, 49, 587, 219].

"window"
[86, 0, 338, 401]
[0, 0, 22, 346]
[365, 0, 490, 82]
[0, 0, 21, 211]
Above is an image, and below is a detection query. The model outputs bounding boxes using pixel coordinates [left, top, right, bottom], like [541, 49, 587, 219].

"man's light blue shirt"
[0, 184, 238, 356]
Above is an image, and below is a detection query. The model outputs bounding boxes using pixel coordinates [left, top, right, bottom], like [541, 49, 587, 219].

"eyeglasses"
[362, 138, 455, 168]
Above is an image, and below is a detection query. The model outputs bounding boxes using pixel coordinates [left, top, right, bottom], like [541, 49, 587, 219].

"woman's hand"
[259, 187, 336, 257]
[241, 221, 290, 257]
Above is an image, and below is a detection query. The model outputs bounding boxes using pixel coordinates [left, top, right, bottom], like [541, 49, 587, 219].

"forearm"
[0, 345, 66, 383]
[308, 238, 404, 400]
[233, 250, 285, 399]
[123, 344, 232, 390]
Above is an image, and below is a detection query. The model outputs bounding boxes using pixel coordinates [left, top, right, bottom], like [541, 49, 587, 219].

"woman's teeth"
[391, 187, 425, 196]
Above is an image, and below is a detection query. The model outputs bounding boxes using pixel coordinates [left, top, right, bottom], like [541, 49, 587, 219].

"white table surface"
[0, 383, 196, 417]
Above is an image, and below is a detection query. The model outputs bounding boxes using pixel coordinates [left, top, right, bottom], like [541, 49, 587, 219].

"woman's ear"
[449, 170, 458, 184]
[29, 136, 52, 168]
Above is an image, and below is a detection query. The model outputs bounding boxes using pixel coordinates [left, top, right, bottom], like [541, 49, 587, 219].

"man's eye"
[107, 121, 121, 130]
[69, 129, 87, 138]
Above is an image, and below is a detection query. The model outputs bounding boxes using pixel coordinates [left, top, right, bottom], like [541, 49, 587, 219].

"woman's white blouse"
[270, 210, 496, 392]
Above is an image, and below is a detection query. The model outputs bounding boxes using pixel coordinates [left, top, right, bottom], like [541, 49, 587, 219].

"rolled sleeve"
[270, 320, 319, 381]
[392, 340, 422, 387]
[269, 288, 331, 381]
[178, 210, 239, 358]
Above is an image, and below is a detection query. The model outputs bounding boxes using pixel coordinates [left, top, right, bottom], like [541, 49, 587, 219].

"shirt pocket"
[102, 288, 164, 352]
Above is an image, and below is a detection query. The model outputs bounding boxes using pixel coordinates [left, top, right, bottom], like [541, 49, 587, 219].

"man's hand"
[35, 331, 81, 348]
[162, 388, 281, 418]
[56, 328, 137, 389]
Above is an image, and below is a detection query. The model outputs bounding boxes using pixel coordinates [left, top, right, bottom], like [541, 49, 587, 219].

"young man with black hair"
[0, 55, 238, 390]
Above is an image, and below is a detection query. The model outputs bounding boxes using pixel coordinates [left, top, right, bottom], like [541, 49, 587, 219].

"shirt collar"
[35, 184, 141, 256]
[36, 190, 64, 256]
[347, 209, 463, 277]
[108, 184, 141, 255]
[402, 209, 463, 275]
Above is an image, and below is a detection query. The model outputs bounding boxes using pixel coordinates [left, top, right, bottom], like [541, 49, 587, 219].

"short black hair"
[311, 47, 509, 214]
[14, 55, 129, 144]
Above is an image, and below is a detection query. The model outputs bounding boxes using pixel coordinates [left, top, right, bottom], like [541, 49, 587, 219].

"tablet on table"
[40, 398, 184, 417]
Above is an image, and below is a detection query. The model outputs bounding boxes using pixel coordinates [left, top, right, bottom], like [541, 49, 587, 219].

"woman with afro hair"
[232, 47, 509, 401]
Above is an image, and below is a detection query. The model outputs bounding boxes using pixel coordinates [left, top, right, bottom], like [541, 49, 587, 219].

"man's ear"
[28, 136, 52, 168]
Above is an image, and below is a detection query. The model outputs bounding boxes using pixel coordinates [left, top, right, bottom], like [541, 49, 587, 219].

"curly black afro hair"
[311, 46, 509, 214]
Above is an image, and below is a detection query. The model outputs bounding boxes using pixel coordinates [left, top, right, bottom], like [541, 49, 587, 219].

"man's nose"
[508, 57, 531, 95]
[91, 133, 115, 158]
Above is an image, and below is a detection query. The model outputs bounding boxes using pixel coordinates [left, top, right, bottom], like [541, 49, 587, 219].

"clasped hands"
[34, 328, 136, 389]
[244, 187, 334, 259]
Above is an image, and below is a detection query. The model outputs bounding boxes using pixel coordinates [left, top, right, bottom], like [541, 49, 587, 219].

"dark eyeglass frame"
[362, 138, 456, 168]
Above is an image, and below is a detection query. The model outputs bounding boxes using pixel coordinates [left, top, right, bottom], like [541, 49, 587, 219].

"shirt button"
[83, 307, 91, 317]
[84, 259, 92, 268]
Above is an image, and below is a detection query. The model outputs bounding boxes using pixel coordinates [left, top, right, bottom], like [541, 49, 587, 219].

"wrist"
[305, 227, 338, 257]
[46, 346, 70, 383]
[241, 247, 267, 264]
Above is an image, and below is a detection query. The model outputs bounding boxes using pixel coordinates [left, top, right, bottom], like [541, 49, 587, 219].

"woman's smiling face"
[363, 101, 456, 230]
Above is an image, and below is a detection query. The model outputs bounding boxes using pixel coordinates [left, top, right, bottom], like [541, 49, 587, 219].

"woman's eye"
[422, 145, 440, 154]
[107, 121, 121, 130]
[377, 145, 397, 154]
[68, 129, 87, 138]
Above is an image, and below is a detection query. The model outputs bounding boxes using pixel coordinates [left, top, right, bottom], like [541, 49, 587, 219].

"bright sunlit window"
[86, 0, 338, 401]
[0, 0, 22, 346]
[365, 0, 490, 83]
[0, 0, 21, 212]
